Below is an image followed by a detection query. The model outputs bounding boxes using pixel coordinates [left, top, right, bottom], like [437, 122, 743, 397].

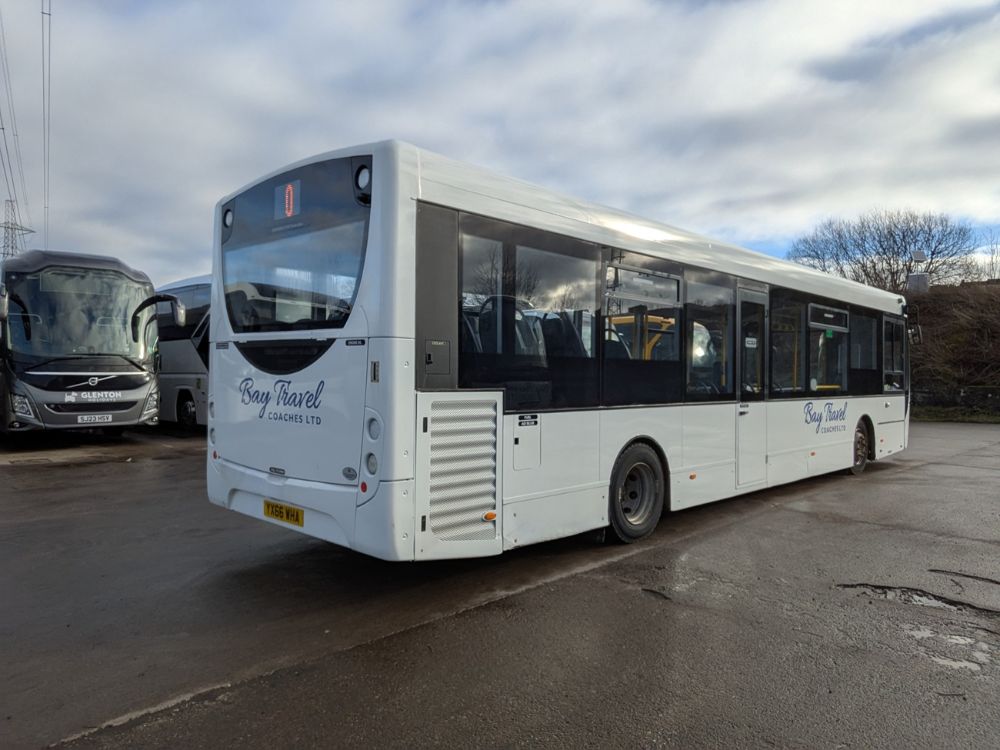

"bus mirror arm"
[131, 294, 186, 342]
[1, 287, 32, 339]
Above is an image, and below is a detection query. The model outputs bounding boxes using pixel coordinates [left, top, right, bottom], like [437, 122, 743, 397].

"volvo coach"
[0, 250, 184, 434]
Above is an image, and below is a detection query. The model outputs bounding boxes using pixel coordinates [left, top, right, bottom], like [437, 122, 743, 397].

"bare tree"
[787, 209, 980, 293]
[552, 286, 581, 310]
[910, 284, 1000, 388]
[470, 247, 540, 304]
[979, 231, 1000, 281]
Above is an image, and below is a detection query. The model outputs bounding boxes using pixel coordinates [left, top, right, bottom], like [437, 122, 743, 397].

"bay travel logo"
[239, 377, 325, 425]
[804, 401, 849, 434]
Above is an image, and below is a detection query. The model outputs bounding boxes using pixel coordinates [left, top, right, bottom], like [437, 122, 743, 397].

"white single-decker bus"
[207, 141, 909, 561]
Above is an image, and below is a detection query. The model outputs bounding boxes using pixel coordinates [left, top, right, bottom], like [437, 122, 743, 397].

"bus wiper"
[22, 355, 75, 370]
[88, 353, 147, 370]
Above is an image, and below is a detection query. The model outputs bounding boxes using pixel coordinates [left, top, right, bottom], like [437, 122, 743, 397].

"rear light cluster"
[361, 414, 382, 496]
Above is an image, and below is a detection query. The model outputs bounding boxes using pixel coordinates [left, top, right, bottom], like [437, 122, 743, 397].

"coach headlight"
[142, 389, 160, 415]
[11, 393, 34, 419]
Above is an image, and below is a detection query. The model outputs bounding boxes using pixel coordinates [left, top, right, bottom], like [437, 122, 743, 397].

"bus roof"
[158, 274, 211, 291]
[406, 142, 903, 313]
[0, 249, 152, 285]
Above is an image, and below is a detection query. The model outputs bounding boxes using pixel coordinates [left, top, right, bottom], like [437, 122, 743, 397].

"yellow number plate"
[263, 500, 304, 527]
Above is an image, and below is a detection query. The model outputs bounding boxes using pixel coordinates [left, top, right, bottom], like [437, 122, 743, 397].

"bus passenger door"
[737, 290, 767, 488]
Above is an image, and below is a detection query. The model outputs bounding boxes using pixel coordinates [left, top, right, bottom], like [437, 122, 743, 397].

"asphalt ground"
[1, 423, 998, 749]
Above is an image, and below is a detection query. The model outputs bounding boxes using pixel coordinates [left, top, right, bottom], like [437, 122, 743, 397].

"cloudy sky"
[1, 0, 998, 285]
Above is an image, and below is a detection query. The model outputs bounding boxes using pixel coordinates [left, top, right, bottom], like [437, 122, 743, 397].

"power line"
[0, 7, 17, 219]
[0, 134, 16, 215]
[0, 83, 27, 249]
[0, 5, 33, 238]
[41, 0, 51, 251]
[2, 198, 33, 259]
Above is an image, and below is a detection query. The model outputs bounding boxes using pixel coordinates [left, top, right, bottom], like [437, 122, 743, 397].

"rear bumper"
[207, 454, 415, 561]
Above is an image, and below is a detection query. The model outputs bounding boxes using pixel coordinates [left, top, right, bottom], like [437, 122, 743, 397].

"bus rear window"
[221, 157, 371, 334]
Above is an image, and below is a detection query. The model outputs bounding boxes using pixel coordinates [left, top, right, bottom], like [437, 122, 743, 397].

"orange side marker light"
[483, 511, 497, 521]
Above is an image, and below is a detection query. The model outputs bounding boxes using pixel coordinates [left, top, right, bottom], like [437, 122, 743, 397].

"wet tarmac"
[1, 423, 998, 749]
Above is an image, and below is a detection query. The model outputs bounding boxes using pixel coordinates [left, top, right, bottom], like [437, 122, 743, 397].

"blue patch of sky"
[879, 3, 1000, 48]
[743, 237, 794, 259]
[809, 3, 1000, 83]
[743, 221, 1000, 261]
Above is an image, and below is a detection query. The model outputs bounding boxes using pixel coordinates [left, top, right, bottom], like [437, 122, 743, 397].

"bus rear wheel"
[178, 393, 197, 429]
[608, 443, 664, 543]
[848, 421, 870, 476]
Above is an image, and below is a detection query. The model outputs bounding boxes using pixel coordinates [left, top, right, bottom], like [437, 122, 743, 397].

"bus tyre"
[178, 393, 197, 429]
[608, 443, 664, 543]
[848, 421, 869, 476]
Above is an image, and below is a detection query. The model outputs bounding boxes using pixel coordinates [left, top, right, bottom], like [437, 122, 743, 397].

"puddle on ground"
[901, 624, 934, 640]
[930, 656, 981, 672]
[900, 623, 995, 674]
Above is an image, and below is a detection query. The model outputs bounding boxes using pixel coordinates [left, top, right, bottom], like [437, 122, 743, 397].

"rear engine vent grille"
[427, 399, 498, 542]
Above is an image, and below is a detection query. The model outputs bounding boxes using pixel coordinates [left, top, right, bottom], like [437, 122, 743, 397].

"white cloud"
[1, 0, 998, 284]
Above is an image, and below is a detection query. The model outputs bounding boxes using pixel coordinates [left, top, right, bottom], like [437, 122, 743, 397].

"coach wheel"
[608, 443, 664, 543]
[848, 421, 869, 476]
[178, 393, 198, 429]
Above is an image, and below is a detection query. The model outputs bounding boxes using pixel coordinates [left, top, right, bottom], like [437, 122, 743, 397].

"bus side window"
[883, 317, 905, 391]
[603, 265, 683, 406]
[685, 276, 734, 399]
[770, 294, 806, 395]
[457, 215, 600, 410]
[807, 304, 849, 394]
[848, 310, 881, 395]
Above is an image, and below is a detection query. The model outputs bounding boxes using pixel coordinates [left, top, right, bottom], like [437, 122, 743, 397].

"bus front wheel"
[178, 393, 198, 429]
[608, 443, 664, 543]
[848, 421, 870, 476]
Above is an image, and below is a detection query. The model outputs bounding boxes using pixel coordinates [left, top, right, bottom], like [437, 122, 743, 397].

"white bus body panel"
[207, 336, 419, 561]
[414, 391, 503, 560]
[764, 395, 907, 487]
[737, 401, 768, 488]
[209, 458, 359, 548]
[212, 340, 368, 485]
[502, 410, 605, 550]
[875, 396, 907, 458]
